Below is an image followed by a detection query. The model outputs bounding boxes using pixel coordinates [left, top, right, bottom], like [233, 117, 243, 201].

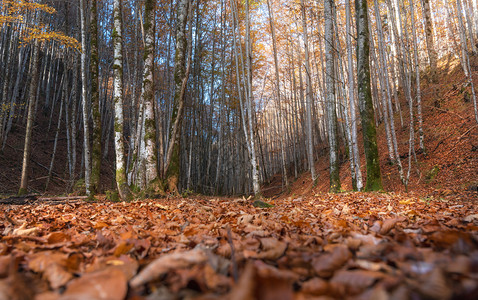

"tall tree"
[420, 0, 438, 80]
[136, 0, 158, 190]
[164, 0, 192, 193]
[356, 0, 383, 191]
[266, 0, 288, 189]
[90, 0, 102, 194]
[245, 0, 261, 196]
[300, 0, 317, 185]
[112, 0, 130, 200]
[19, 40, 40, 195]
[345, 0, 363, 191]
[324, 0, 340, 192]
[80, 0, 92, 196]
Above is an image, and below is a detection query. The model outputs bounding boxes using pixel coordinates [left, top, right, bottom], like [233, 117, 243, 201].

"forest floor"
[0, 57, 477, 299]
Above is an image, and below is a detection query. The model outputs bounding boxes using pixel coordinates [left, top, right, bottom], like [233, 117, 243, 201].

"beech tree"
[324, 0, 340, 192]
[164, 0, 192, 193]
[112, 0, 130, 200]
[356, 0, 383, 191]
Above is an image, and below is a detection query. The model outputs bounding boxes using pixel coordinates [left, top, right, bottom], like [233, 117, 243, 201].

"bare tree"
[356, 0, 383, 191]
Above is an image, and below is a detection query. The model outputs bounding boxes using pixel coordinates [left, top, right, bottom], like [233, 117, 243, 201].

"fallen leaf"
[410, 268, 452, 300]
[312, 245, 352, 278]
[28, 252, 73, 289]
[330, 269, 384, 295]
[464, 214, 478, 223]
[129, 247, 208, 288]
[301, 277, 329, 295]
[12, 223, 39, 236]
[379, 217, 405, 235]
[60, 268, 127, 300]
[46, 232, 70, 244]
[255, 238, 288, 260]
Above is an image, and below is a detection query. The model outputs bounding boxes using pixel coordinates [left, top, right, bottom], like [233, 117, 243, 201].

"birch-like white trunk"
[324, 0, 340, 192]
[245, 0, 261, 196]
[113, 0, 130, 200]
[410, 0, 425, 153]
[80, 0, 92, 196]
[300, 0, 317, 184]
[345, 0, 363, 191]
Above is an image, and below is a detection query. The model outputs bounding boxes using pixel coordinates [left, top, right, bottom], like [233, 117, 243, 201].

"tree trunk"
[300, 0, 317, 185]
[345, 0, 363, 191]
[137, 0, 159, 190]
[164, 0, 192, 193]
[420, 0, 438, 80]
[80, 0, 92, 196]
[90, 0, 102, 194]
[19, 40, 40, 195]
[356, 0, 383, 191]
[324, 0, 340, 192]
[266, 0, 288, 190]
[113, 0, 130, 200]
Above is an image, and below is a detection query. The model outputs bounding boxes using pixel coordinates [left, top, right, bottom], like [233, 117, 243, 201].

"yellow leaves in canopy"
[1, 0, 80, 51]
[22, 24, 81, 50]
[0, 0, 56, 27]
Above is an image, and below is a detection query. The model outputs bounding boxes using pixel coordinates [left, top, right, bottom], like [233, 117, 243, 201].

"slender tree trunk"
[90, 0, 102, 194]
[164, 0, 192, 193]
[356, 0, 383, 191]
[137, 0, 159, 190]
[244, 0, 261, 196]
[345, 0, 363, 191]
[420, 0, 438, 80]
[324, 0, 340, 192]
[266, 0, 288, 189]
[373, 0, 405, 183]
[457, 0, 478, 123]
[113, 0, 130, 200]
[410, 0, 425, 153]
[19, 40, 40, 195]
[300, 0, 317, 185]
[80, 0, 92, 196]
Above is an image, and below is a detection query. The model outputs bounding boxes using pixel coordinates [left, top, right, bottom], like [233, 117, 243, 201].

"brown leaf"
[410, 268, 452, 300]
[46, 232, 70, 244]
[12, 222, 39, 236]
[229, 263, 256, 300]
[129, 248, 208, 288]
[0, 273, 34, 300]
[247, 238, 288, 260]
[379, 217, 405, 235]
[312, 245, 352, 278]
[229, 261, 294, 300]
[0, 255, 11, 278]
[301, 277, 329, 295]
[59, 268, 127, 300]
[330, 269, 384, 293]
[28, 252, 73, 289]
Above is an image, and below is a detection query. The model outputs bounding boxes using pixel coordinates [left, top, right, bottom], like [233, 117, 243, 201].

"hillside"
[264, 54, 478, 200]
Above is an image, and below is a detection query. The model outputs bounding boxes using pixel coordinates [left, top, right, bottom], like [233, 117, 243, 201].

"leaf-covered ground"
[1, 191, 477, 299]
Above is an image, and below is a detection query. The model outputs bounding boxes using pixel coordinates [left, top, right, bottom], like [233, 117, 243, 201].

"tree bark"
[420, 0, 438, 80]
[324, 0, 340, 192]
[90, 0, 102, 194]
[113, 0, 130, 200]
[300, 0, 317, 185]
[356, 0, 383, 191]
[164, 0, 192, 193]
[19, 40, 40, 195]
[80, 0, 92, 196]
